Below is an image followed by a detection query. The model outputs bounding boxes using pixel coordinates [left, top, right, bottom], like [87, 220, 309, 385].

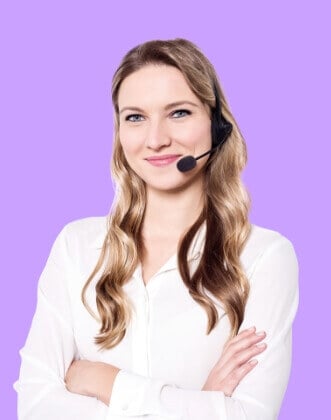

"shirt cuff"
[107, 369, 179, 418]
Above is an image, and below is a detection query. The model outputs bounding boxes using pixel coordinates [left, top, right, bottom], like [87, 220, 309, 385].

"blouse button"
[121, 402, 129, 410]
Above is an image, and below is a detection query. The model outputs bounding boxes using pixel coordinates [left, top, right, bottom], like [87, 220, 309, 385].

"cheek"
[119, 128, 142, 156]
[187, 121, 211, 149]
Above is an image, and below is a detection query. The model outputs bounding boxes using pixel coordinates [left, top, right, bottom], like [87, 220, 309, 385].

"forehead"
[117, 64, 200, 106]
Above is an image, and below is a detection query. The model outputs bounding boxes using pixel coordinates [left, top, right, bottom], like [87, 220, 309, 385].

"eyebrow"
[119, 101, 199, 115]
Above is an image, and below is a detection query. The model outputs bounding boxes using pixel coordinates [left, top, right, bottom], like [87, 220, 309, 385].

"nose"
[145, 119, 171, 150]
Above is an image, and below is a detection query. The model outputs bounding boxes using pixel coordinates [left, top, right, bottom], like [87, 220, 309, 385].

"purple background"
[1, 1, 330, 418]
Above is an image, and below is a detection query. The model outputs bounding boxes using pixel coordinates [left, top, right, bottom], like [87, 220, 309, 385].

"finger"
[227, 342, 267, 372]
[217, 333, 265, 374]
[227, 331, 266, 356]
[223, 359, 259, 397]
[217, 329, 266, 376]
[231, 327, 256, 342]
[218, 341, 267, 380]
[223, 327, 257, 352]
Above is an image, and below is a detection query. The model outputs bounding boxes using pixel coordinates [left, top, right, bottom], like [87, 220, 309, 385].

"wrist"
[93, 362, 121, 406]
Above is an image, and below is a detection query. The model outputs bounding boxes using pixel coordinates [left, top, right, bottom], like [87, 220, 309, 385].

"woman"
[14, 38, 299, 419]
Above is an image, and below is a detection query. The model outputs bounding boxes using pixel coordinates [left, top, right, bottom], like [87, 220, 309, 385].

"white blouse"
[14, 216, 299, 420]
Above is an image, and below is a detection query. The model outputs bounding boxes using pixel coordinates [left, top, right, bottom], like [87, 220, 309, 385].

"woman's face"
[117, 64, 212, 194]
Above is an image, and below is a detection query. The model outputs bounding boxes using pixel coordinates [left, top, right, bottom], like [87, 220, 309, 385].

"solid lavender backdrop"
[1, 1, 330, 418]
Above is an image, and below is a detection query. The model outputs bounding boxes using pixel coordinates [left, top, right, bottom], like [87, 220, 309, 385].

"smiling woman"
[14, 38, 299, 420]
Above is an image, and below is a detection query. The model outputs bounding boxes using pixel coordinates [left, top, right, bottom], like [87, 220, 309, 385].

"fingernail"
[256, 331, 265, 336]
[256, 343, 267, 348]
[248, 326, 256, 331]
[249, 359, 258, 365]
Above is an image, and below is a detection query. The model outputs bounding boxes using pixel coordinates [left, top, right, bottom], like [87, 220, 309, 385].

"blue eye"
[124, 109, 191, 122]
[172, 109, 191, 118]
[125, 114, 144, 122]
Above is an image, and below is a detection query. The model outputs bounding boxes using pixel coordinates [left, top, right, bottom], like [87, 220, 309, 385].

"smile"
[145, 154, 182, 167]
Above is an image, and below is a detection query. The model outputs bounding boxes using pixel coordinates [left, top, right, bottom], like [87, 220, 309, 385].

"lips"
[145, 154, 182, 167]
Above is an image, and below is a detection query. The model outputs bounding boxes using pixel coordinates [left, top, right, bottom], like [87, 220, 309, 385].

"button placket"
[144, 286, 151, 377]
[131, 270, 151, 377]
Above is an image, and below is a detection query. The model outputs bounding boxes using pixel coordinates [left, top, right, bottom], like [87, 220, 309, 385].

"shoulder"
[62, 215, 108, 243]
[54, 215, 108, 258]
[240, 223, 299, 280]
[37, 216, 108, 296]
[240, 225, 299, 341]
[44, 216, 109, 282]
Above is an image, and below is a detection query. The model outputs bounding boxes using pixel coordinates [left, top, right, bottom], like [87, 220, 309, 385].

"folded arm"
[105, 235, 299, 420]
[15, 226, 298, 420]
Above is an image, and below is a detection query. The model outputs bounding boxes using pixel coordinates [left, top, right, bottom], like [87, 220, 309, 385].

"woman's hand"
[65, 359, 120, 406]
[202, 327, 267, 396]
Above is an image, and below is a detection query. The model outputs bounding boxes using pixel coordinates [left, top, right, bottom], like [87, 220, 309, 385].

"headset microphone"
[176, 143, 224, 172]
[176, 83, 233, 173]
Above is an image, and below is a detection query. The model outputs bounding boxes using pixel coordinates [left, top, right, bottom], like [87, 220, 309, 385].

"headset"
[176, 82, 233, 172]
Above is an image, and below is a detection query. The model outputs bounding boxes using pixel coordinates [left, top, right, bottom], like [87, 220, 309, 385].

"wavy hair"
[82, 38, 252, 350]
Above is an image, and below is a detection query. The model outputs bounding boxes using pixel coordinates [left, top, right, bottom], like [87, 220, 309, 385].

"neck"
[142, 183, 205, 240]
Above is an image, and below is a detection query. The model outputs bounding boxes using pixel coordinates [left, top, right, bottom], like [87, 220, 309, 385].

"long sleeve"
[106, 235, 299, 420]
[14, 219, 299, 420]
[13, 225, 110, 420]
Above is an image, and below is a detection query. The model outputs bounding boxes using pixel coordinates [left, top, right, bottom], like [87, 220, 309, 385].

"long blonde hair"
[82, 38, 252, 350]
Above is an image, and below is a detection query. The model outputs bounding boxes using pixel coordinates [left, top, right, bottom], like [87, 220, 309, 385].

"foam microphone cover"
[176, 155, 197, 172]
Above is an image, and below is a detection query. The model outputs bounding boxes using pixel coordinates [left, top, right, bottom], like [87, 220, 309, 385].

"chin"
[129, 163, 205, 193]
[144, 178, 182, 192]
[144, 173, 203, 194]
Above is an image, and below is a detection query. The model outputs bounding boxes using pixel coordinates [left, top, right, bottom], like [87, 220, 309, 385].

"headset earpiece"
[211, 83, 233, 148]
